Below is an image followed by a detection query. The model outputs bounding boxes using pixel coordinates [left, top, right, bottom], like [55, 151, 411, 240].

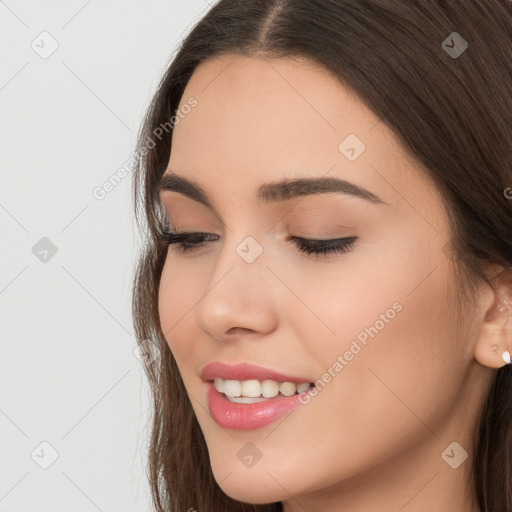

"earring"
[497, 295, 511, 365]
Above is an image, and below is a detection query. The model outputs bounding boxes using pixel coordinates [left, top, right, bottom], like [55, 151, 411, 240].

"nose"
[193, 234, 278, 343]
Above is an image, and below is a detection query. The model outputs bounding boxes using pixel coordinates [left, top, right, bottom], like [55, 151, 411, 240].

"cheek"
[352, 260, 458, 424]
[276, 236, 461, 437]
[157, 255, 201, 362]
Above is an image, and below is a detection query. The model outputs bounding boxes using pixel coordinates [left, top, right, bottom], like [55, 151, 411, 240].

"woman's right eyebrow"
[159, 171, 390, 217]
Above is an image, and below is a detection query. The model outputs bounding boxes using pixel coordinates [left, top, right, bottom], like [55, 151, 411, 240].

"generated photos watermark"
[299, 301, 403, 404]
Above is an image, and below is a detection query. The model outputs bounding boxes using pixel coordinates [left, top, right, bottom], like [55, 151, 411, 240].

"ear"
[474, 266, 512, 369]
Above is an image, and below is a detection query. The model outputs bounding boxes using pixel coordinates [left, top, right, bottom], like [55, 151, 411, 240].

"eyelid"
[160, 229, 357, 258]
[284, 225, 353, 239]
[160, 197, 357, 232]
[291, 231, 351, 240]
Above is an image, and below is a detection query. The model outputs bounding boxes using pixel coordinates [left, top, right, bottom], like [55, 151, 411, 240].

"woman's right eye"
[160, 230, 219, 254]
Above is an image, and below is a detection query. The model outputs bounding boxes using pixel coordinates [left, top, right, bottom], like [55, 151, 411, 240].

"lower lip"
[206, 382, 309, 430]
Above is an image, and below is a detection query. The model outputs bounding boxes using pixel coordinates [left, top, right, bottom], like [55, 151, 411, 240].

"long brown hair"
[131, 1, 512, 510]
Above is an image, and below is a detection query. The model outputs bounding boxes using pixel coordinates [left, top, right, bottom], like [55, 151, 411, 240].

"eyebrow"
[158, 172, 388, 214]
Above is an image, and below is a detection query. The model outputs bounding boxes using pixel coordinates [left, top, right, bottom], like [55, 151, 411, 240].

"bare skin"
[157, 54, 512, 512]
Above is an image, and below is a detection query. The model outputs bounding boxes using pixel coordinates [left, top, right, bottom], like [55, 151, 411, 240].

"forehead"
[174, 53, 378, 147]
[168, 54, 440, 219]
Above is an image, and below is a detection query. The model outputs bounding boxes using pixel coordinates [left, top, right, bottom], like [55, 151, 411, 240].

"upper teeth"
[214, 378, 311, 398]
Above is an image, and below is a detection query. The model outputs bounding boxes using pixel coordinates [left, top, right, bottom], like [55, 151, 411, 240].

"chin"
[210, 458, 288, 505]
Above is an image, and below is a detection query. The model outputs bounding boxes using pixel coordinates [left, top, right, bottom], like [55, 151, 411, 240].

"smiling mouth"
[212, 378, 316, 403]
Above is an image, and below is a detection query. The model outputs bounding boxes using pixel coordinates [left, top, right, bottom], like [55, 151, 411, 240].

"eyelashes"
[287, 235, 357, 256]
[158, 229, 357, 257]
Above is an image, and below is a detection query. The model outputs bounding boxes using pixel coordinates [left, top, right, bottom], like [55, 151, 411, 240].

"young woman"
[132, 1, 512, 510]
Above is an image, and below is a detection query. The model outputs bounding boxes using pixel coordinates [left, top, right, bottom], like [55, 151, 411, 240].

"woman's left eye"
[159, 230, 357, 257]
[288, 235, 357, 256]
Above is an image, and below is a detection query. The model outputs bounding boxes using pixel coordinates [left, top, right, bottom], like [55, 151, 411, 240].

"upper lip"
[200, 361, 313, 383]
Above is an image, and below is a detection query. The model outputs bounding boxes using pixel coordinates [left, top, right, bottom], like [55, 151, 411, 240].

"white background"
[0, 1, 212, 510]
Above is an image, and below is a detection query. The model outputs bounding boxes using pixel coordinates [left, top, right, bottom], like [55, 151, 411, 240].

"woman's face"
[157, 54, 492, 509]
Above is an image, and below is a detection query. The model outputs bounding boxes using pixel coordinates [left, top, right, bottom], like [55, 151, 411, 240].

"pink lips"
[201, 361, 314, 430]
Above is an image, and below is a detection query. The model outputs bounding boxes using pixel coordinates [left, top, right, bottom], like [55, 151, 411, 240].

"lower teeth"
[226, 396, 270, 404]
